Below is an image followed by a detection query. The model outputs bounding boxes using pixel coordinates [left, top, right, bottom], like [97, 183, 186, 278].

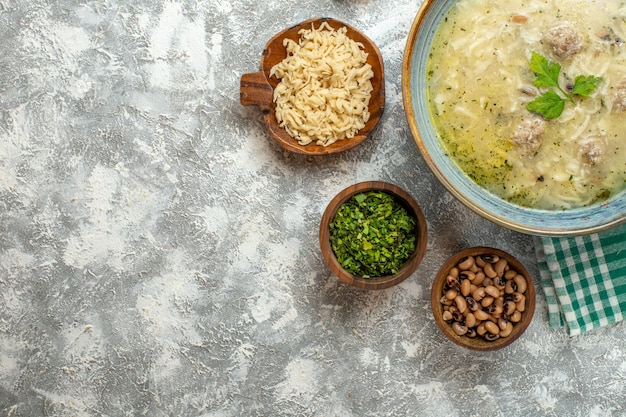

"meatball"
[613, 78, 626, 112]
[512, 118, 545, 154]
[578, 136, 604, 166]
[543, 23, 583, 59]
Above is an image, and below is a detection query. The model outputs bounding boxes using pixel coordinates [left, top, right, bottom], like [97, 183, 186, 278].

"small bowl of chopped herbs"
[319, 181, 428, 290]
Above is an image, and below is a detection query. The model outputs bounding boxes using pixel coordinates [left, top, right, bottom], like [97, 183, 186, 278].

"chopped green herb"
[592, 189, 611, 204]
[526, 52, 602, 119]
[329, 191, 417, 278]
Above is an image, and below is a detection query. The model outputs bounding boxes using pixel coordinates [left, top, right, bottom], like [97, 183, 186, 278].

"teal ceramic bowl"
[401, 0, 626, 237]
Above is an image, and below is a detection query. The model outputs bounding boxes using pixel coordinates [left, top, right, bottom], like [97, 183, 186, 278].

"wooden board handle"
[240, 72, 272, 111]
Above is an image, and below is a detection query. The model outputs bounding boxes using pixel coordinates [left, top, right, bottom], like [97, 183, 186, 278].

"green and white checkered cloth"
[535, 223, 626, 336]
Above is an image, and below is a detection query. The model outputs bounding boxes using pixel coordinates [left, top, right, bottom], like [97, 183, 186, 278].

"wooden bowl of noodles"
[240, 17, 385, 155]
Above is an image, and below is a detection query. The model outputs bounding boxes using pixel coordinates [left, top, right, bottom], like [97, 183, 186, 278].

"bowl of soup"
[402, 0, 626, 236]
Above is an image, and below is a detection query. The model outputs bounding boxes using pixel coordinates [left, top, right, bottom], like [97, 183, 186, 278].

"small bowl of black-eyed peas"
[431, 247, 536, 351]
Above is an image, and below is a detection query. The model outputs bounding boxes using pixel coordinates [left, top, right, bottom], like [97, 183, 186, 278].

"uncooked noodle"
[270, 22, 374, 146]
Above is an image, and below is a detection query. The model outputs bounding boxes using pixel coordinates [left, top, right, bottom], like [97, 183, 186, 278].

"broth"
[427, 0, 626, 209]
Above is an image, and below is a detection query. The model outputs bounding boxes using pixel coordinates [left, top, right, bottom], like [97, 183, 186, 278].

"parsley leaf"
[529, 52, 561, 89]
[527, 90, 565, 119]
[525, 52, 602, 119]
[571, 75, 603, 97]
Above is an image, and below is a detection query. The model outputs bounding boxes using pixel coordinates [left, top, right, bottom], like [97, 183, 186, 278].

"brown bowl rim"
[241, 17, 385, 155]
[431, 246, 536, 351]
[319, 181, 428, 290]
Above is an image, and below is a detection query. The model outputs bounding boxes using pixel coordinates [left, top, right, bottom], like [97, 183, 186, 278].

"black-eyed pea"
[458, 256, 474, 270]
[481, 296, 494, 307]
[454, 295, 467, 314]
[511, 292, 524, 303]
[504, 300, 517, 316]
[473, 272, 486, 286]
[499, 321, 514, 337]
[466, 296, 480, 312]
[449, 267, 459, 278]
[465, 312, 477, 328]
[470, 264, 479, 273]
[475, 255, 486, 268]
[443, 310, 453, 322]
[460, 279, 471, 297]
[476, 322, 487, 336]
[466, 328, 477, 338]
[452, 310, 463, 322]
[484, 321, 500, 335]
[472, 287, 486, 301]
[481, 254, 500, 263]
[495, 296, 504, 308]
[484, 333, 500, 341]
[487, 304, 503, 317]
[498, 316, 508, 331]
[452, 322, 468, 336]
[484, 262, 497, 278]
[494, 276, 507, 290]
[484, 285, 500, 298]
[440, 295, 454, 306]
[445, 288, 458, 300]
[516, 294, 526, 312]
[446, 275, 459, 288]
[459, 270, 475, 281]
[504, 269, 517, 280]
[510, 310, 522, 323]
[482, 277, 494, 287]
[494, 258, 508, 276]
[504, 280, 518, 294]
[470, 284, 478, 294]
[513, 274, 527, 294]
[474, 309, 489, 321]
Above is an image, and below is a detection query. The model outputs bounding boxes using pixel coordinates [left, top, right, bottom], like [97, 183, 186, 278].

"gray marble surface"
[1, 1, 625, 416]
